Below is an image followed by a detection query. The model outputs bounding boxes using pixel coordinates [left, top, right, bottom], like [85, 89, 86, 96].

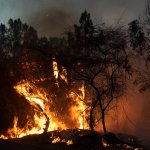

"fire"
[101, 141, 143, 150]
[59, 66, 68, 84]
[51, 136, 73, 145]
[0, 58, 89, 139]
[0, 80, 67, 139]
[102, 138, 109, 147]
[5, 116, 23, 138]
[52, 58, 68, 84]
[69, 82, 89, 129]
[15, 81, 67, 131]
[0, 80, 89, 139]
[52, 58, 59, 79]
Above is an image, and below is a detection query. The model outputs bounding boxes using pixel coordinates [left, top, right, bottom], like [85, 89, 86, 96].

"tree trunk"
[89, 100, 98, 130]
[101, 110, 107, 133]
[89, 111, 94, 130]
[89, 107, 94, 130]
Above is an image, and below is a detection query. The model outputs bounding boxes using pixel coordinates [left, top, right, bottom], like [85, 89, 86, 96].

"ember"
[51, 136, 73, 145]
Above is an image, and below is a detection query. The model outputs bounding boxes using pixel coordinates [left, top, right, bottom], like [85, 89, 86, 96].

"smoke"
[0, 0, 146, 36]
[27, 8, 75, 37]
[102, 56, 150, 140]
[94, 84, 150, 140]
[24, 0, 146, 37]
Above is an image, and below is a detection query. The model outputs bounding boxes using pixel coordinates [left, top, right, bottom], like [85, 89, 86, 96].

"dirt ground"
[0, 130, 149, 150]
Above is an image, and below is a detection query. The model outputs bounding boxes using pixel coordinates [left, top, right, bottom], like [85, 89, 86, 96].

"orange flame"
[0, 80, 89, 139]
[52, 58, 59, 80]
[0, 59, 89, 139]
[69, 82, 89, 129]
[51, 136, 73, 145]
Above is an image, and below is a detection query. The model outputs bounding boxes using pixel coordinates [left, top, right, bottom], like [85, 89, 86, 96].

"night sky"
[0, 0, 147, 36]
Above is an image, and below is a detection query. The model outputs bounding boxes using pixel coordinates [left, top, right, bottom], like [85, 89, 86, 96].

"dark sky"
[0, 0, 147, 36]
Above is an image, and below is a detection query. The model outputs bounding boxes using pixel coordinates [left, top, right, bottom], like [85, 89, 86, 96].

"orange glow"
[51, 136, 73, 145]
[69, 82, 89, 129]
[60, 66, 68, 84]
[0, 79, 89, 139]
[0, 58, 89, 139]
[102, 138, 109, 147]
[52, 58, 59, 79]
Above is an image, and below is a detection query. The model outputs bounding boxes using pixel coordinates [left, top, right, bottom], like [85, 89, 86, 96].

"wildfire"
[69, 82, 89, 129]
[0, 80, 67, 139]
[0, 58, 89, 140]
[0, 80, 89, 139]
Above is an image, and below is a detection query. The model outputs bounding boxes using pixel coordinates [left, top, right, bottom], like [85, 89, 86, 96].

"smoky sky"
[0, 0, 147, 36]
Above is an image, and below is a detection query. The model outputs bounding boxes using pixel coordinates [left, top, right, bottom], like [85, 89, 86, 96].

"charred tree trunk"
[89, 109, 94, 130]
[90, 79, 108, 133]
[89, 99, 98, 130]
[101, 110, 107, 133]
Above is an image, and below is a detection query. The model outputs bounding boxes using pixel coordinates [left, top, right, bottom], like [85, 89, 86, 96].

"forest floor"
[0, 129, 149, 150]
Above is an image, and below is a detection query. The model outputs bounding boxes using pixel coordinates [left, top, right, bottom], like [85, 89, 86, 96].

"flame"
[69, 82, 89, 129]
[59, 66, 68, 84]
[51, 136, 73, 145]
[52, 58, 68, 84]
[52, 58, 59, 79]
[52, 137, 63, 143]
[0, 80, 89, 139]
[0, 59, 89, 139]
[15, 81, 67, 131]
[6, 116, 23, 138]
[102, 142, 143, 150]
[0, 81, 68, 139]
[102, 138, 109, 147]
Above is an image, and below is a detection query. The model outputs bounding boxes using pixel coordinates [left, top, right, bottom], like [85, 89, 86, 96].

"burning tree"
[58, 11, 131, 132]
[0, 18, 91, 138]
[0, 10, 146, 139]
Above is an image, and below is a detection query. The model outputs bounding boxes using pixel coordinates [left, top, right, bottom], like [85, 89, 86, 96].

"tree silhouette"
[59, 11, 131, 132]
[128, 20, 146, 53]
[0, 11, 146, 134]
[128, 1, 150, 92]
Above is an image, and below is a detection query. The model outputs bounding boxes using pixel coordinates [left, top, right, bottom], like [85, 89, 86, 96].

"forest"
[0, 1, 150, 150]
